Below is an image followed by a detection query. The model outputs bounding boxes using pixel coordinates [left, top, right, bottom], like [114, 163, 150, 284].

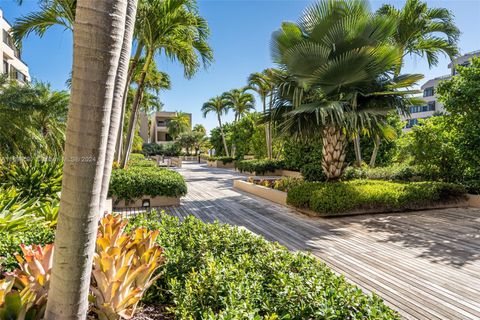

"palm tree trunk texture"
[45, 0, 129, 318]
[218, 114, 230, 157]
[353, 133, 362, 167]
[99, 0, 138, 214]
[321, 126, 347, 180]
[267, 92, 274, 159]
[120, 50, 153, 168]
[262, 95, 270, 159]
[370, 136, 381, 167]
[115, 43, 144, 163]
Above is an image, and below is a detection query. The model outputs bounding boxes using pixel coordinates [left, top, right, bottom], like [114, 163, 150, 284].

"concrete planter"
[239, 169, 303, 178]
[170, 157, 182, 168]
[468, 194, 480, 207]
[112, 195, 180, 209]
[233, 180, 287, 206]
[207, 160, 235, 169]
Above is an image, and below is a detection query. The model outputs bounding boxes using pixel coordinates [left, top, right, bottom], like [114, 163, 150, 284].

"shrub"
[207, 156, 235, 164]
[343, 164, 425, 181]
[127, 213, 399, 319]
[0, 223, 55, 271]
[282, 138, 323, 171]
[109, 167, 187, 201]
[287, 180, 467, 216]
[235, 159, 284, 175]
[300, 163, 326, 181]
[0, 159, 62, 201]
[142, 142, 181, 157]
[129, 153, 145, 161]
[461, 180, 480, 195]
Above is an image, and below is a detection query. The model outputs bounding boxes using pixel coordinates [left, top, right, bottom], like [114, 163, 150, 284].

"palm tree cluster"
[12, 0, 213, 168]
[201, 87, 254, 157]
[266, 0, 458, 180]
[0, 77, 69, 159]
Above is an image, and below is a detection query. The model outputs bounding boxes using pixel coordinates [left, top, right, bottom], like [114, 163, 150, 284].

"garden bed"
[233, 179, 287, 205]
[112, 195, 180, 208]
[287, 180, 468, 217]
[207, 160, 235, 169]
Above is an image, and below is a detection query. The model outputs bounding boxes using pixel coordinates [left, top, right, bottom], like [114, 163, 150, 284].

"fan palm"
[202, 96, 230, 157]
[121, 0, 213, 167]
[271, 0, 421, 179]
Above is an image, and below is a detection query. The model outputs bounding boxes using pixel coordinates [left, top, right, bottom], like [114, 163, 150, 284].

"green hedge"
[109, 167, 187, 201]
[127, 213, 399, 319]
[235, 159, 284, 175]
[287, 180, 467, 216]
[343, 164, 423, 181]
[300, 163, 326, 181]
[142, 142, 181, 157]
[207, 156, 235, 164]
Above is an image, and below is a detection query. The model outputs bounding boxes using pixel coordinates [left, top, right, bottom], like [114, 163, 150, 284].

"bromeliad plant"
[90, 214, 165, 320]
[0, 244, 54, 320]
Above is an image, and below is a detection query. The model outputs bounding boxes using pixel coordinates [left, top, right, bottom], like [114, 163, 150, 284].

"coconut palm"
[121, 0, 213, 167]
[377, 0, 459, 75]
[202, 96, 230, 157]
[270, 0, 421, 180]
[168, 111, 191, 140]
[44, 0, 135, 318]
[223, 87, 255, 122]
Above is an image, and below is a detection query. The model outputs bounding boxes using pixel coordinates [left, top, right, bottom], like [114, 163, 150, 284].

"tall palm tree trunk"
[120, 49, 153, 168]
[115, 43, 144, 162]
[100, 0, 138, 213]
[353, 133, 362, 167]
[218, 114, 229, 157]
[45, 0, 130, 318]
[370, 136, 381, 167]
[261, 95, 270, 159]
[321, 126, 347, 180]
[267, 92, 273, 159]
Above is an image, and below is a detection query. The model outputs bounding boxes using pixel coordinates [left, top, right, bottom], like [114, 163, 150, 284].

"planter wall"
[112, 195, 180, 209]
[468, 194, 480, 208]
[171, 157, 182, 168]
[207, 160, 235, 169]
[233, 180, 287, 206]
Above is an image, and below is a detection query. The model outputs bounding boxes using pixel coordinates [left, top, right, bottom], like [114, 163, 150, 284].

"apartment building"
[146, 111, 192, 144]
[402, 50, 480, 130]
[0, 9, 30, 83]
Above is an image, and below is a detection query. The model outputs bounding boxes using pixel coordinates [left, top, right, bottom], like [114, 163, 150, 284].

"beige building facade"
[142, 111, 192, 144]
[0, 9, 30, 83]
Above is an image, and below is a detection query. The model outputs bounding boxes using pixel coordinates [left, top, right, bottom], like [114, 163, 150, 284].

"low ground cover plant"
[109, 167, 187, 202]
[236, 159, 284, 175]
[207, 156, 235, 164]
[127, 212, 399, 319]
[343, 164, 424, 181]
[247, 176, 302, 193]
[287, 180, 467, 216]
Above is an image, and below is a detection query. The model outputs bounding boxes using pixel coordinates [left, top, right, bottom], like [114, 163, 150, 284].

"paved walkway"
[163, 163, 480, 320]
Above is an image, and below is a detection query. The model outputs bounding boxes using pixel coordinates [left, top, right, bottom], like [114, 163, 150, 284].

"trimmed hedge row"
[342, 164, 423, 181]
[207, 156, 235, 164]
[235, 159, 284, 175]
[127, 213, 399, 319]
[287, 180, 467, 216]
[109, 167, 187, 201]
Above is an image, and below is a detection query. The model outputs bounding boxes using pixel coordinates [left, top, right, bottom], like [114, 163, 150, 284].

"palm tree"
[270, 0, 421, 180]
[202, 96, 230, 157]
[223, 87, 255, 121]
[167, 111, 191, 140]
[44, 0, 135, 318]
[377, 0, 459, 75]
[121, 0, 213, 167]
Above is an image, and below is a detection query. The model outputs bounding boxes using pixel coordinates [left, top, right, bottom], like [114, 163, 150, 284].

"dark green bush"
[0, 159, 62, 201]
[461, 180, 480, 195]
[142, 142, 181, 157]
[207, 156, 235, 164]
[127, 213, 399, 319]
[109, 167, 187, 201]
[0, 223, 55, 271]
[343, 164, 424, 181]
[300, 163, 326, 181]
[287, 180, 467, 215]
[235, 159, 284, 175]
[282, 138, 323, 171]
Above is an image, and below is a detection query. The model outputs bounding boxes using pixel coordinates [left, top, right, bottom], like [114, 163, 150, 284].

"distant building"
[402, 50, 480, 130]
[0, 9, 30, 83]
[142, 111, 192, 144]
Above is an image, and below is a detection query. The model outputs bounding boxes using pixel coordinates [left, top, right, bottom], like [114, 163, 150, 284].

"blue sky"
[1, 0, 479, 132]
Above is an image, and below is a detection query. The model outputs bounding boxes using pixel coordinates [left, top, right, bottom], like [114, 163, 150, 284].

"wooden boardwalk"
[161, 163, 480, 320]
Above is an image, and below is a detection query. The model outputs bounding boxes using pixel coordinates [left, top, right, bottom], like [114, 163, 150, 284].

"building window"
[3, 60, 8, 75]
[9, 65, 26, 83]
[423, 87, 434, 97]
[427, 101, 435, 111]
[405, 118, 419, 128]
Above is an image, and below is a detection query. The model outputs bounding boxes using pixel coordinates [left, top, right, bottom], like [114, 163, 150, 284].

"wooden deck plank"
[157, 163, 480, 320]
